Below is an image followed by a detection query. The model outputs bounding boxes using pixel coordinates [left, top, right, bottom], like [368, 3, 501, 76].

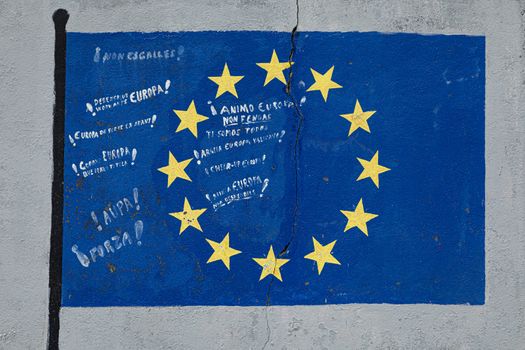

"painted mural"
[62, 31, 485, 306]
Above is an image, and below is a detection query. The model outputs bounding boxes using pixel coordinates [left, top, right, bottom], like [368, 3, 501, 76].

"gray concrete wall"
[0, 0, 524, 349]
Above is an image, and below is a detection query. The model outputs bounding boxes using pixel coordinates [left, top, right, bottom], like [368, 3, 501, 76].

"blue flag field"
[62, 31, 485, 306]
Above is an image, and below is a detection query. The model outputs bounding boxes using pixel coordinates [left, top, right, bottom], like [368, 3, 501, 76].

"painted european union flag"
[62, 31, 484, 307]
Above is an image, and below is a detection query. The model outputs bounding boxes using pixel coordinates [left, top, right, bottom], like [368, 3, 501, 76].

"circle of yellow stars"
[156, 49, 391, 283]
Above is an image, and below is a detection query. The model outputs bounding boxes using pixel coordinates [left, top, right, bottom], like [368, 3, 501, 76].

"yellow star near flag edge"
[157, 152, 192, 188]
[205, 233, 242, 270]
[169, 197, 207, 235]
[304, 237, 341, 275]
[306, 66, 342, 102]
[256, 49, 294, 86]
[356, 151, 391, 188]
[253, 245, 290, 282]
[340, 198, 378, 236]
[173, 100, 209, 138]
[208, 63, 244, 98]
[340, 99, 376, 136]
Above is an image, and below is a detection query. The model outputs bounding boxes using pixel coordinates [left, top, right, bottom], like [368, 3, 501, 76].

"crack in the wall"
[279, 0, 302, 258]
[261, 1, 301, 349]
[285, 0, 299, 96]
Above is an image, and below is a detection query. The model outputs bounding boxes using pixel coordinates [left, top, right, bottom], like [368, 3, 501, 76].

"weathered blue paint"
[62, 31, 484, 306]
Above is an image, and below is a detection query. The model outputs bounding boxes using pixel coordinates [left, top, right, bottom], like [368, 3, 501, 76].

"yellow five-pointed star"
[208, 63, 244, 98]
[169, 197, 207, 235]
[157, 152, 193, 188]
[205, 233, 242, 270]
[340, 198, 378, 236]
[306, 66, 342, 102]
[340, 99, 376, 136]
[173, 100, 209, 138]
[304, 237, 341, 275]
[356, 151, 391, 188]
[253, 245, 290, 282]
[256, 50, 294, 86]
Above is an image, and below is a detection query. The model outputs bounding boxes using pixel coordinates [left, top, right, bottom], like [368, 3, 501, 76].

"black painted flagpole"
[48, 9, 69, 350]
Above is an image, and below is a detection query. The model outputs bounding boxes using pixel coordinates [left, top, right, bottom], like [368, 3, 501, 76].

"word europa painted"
[71, 220, 144, 267]
[68, 115, 157, 146]
[194, 130, 285, 161]
[217, 100, 294, 127]
[205, 175, 269, 210]
[85, 80, 171, 115]
[71, 146, 138, 178]
[216, 99, 295, 115]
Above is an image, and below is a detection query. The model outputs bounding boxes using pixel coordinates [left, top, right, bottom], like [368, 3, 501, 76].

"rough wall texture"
[0, 0, 523, 349]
